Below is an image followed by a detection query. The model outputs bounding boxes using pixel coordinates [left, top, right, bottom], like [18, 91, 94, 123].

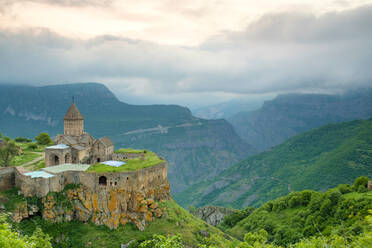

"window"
[99, 176, 107, 186]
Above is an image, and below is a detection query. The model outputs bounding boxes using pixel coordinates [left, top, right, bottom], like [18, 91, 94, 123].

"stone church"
[45, 101, 114, 167]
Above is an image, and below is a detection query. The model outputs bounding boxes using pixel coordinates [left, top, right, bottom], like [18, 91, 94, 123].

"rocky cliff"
[12, 184, 170, 230]
[190, 206, 236, 226]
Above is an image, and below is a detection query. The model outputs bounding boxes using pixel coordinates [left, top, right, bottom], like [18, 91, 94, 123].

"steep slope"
[220, 183, 372, 246]
[0, 83, 255, 193]
[229, 89, 372, 151]
[175, 119, 372, 208]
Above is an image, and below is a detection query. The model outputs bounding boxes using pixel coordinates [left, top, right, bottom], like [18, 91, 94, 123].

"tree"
[353, 176, 369, 190]
[139, 234, 185, 248]
[0, 141, 19, 167]
[27, 143, 38, 150]
[0, 213, 52, 248]
[3, 136, 10, 142]
[35, 133, 52, 145]
[15, 136, 32, 143]
[0, 132, 2, 138]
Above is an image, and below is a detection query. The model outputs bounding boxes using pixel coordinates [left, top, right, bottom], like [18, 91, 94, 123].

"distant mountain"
[175, 119, 372, 208]
[229, 90, 372, 151]
[0, 83, 255, 193]
[192, 98, 265, 120]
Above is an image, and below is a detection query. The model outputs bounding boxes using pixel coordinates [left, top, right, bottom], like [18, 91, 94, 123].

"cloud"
[0, 0, 113, 8]
[0, 5, 372, 106]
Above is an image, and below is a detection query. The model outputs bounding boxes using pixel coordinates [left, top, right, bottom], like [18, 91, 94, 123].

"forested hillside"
[176, 119, 372, 208]
[0, 83, 255, 193]
[218, 177, 372, 247]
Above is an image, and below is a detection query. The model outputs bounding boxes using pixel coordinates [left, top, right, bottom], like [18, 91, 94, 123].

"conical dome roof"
[64, 102, 84, 120]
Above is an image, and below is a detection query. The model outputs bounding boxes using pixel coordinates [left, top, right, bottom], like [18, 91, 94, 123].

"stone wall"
[45, 147, 71, 167]
[64, 119, 84, 136]
[112, 152, 145, 161]
[12, 163, 170, 230]
[0, 167, 15, 191]
[16, 162, 169, 198]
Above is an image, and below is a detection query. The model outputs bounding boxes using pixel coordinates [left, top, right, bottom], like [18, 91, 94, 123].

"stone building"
[45, 101, 114, 167]
[1, 101, 170, 230]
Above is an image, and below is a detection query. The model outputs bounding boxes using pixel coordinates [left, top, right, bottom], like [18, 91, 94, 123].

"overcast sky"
[1, 0, 372, 107]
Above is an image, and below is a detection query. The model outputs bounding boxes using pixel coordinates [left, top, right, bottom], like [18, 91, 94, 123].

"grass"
[24, 159, 46, 171]
[10, 151, 41, 166]
[114, 148, 146, 154]
[0, 188, 26, 211]
[87, 151, 163, 173]
[15, 142, 47, 152]
[15, 200, 237, 248]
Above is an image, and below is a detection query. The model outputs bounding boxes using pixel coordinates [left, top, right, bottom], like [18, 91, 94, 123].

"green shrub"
[338, 184, 353, 194]
[35, 133, 52, 146]
[27, 143, 38, 150]
[353, 176, 369, 190]
[358, 185, 368, 193]
[15, 137, 32, 143]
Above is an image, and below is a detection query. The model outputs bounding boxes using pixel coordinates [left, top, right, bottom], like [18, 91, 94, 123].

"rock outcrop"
[191, 206, 236, 226]
[12, 183, 170, 230]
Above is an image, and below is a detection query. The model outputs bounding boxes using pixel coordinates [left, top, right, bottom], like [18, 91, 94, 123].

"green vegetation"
[177, 119, 372, 208]
[0, 213, 52, 248]
[0, 188, 27, 211]
[10, 151, 40, 166]
[217, 177, 372, 247]
[87, 151, 163, 172]
[14, 136, 32, 143]
[0, 136, 45, 167]
[35, 132, 53, 146]
[115, 148, 146, 154]
[0, 141, 19, 167]
[15, 200, 235, 248]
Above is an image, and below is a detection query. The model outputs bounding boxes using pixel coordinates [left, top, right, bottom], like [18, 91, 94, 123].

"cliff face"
[13, 184, 170, 230]
[190, 206, 236, 226]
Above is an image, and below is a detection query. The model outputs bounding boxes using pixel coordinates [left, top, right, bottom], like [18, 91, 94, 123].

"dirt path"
[18, 152, 44, 170]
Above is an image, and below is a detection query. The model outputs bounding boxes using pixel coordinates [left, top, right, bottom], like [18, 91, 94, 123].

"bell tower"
[64, 100, 84, 136]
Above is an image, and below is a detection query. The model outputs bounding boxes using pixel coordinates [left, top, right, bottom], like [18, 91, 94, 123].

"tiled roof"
[64, 102, 84, 120]
[72, 145, 86, 151]
[46, 144, 70, 150]
[24, 171, 54, 178]
[98, 136, 114, 147]
[63, 136, 78, 145]
[43, 163, 90, 173]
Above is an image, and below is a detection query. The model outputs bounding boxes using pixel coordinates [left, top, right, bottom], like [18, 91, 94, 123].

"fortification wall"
[0, 167, 15, 191]
[16, 161, 168, 198]
[14, 168, 65, 197]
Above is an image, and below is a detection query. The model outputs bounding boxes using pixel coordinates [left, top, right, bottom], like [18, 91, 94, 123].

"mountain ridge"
[229, 89, 372, 151]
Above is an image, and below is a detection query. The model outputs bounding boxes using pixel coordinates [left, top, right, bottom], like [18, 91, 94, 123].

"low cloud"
[0, 5, 372, 106]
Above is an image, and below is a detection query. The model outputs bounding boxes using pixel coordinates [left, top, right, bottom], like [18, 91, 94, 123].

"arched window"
[99, 176, 107, 186]
[65, 153, 71, 163]
[54, 155, 59, 165]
